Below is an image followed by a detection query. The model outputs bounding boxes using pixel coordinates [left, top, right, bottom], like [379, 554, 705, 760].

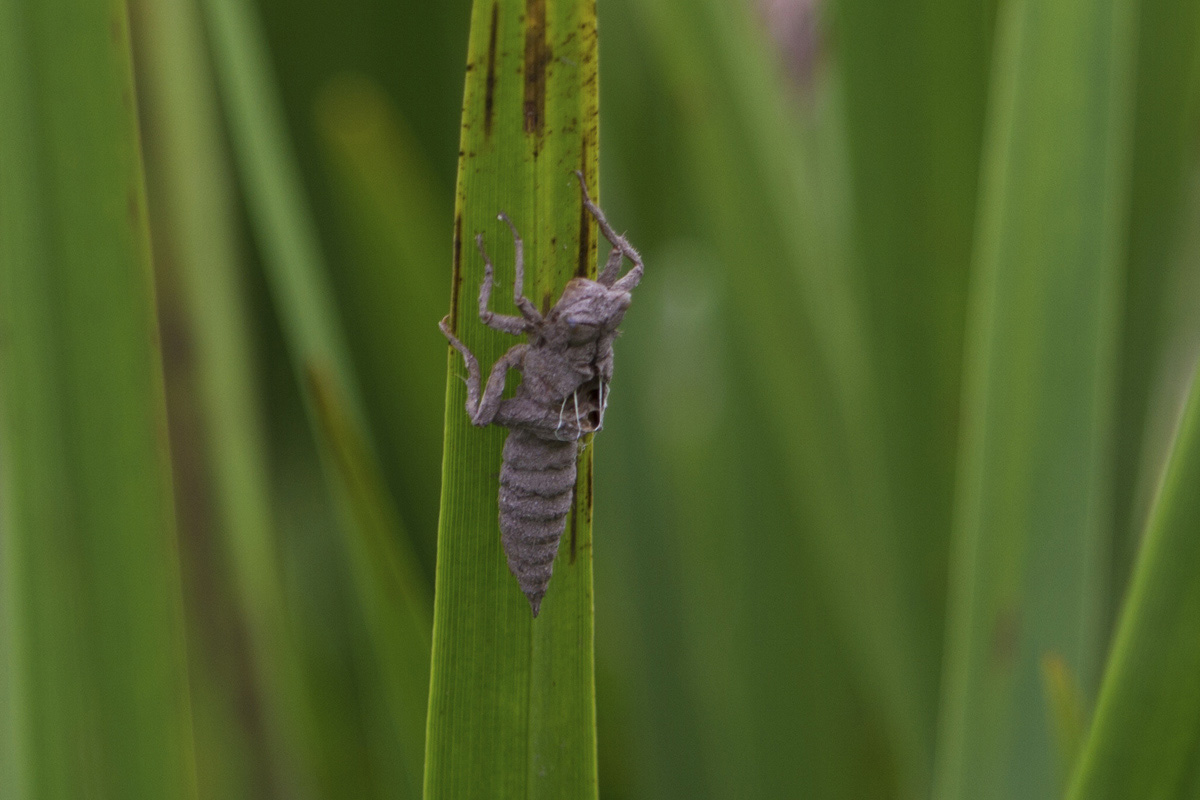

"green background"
[2, 0, 1200, 798]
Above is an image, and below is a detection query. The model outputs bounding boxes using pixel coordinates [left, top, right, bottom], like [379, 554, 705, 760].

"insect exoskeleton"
[438, 171, 643, 616]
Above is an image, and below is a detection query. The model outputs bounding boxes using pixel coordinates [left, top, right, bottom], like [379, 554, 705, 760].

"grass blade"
[199, 0, 432, 793]
[314, 76, 452, 568]
[130, 0, 321, 793]
[1109, 0, 1200, 614]
[425, 0, 599, 796]
[933, 0, 1137, 797]
[833, 3, 993, 771]
[615, 0, 929, 793]
[0, 0, 197, 795]
[1066, 361, 1200, 800]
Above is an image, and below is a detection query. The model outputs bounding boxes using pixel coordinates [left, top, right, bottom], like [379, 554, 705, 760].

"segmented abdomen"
[498, 428, 579, 616]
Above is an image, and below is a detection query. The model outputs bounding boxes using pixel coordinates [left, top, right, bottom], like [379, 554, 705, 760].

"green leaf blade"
[612, 1, 932, 794]
[313, 76, 453, 567]
[1109, 0, 1200, 622]
[200, 0, 434, 793]
[1067, 363, 1200, 799]
[933, 0, 1138, 797]
[425, 1, 599, 797]
[131, 0, 324, 792]
[0, 0, 198, 796]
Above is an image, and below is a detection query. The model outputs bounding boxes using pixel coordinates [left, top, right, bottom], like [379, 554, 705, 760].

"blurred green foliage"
[1, 0, 1199, 797]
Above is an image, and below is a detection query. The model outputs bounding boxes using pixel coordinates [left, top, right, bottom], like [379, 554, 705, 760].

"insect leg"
[598, 246, 625, 286]
[575, 171, 645, 290]
[555, 397, 569, 439]
[572, 391, 581, 431]
[475, 232, 528, 335]
[439, 316, 484, 416]
[498, 213, 543, 325]
[473, 344, 529, 427]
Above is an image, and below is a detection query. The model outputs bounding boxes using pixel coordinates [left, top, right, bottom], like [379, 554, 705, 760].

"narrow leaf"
[314, 76, 451, 563]
[1066, 361, 1200, 799]
[621, 0, 929, 793]
[425, 0, 600, 796]
[130, 0, 320, 792]
[933, 0, 1137, 797]
[199, 0, 432, 793]
[1109, 0, 1200, 615]
[0, 0, 197, 795]
[834, 5, 993, 737]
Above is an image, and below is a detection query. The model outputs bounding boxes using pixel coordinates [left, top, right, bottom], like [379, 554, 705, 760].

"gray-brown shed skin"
[439, 173, 643, 615]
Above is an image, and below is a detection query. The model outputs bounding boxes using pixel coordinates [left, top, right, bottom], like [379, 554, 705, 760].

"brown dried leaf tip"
[439, 172, 643, 616]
